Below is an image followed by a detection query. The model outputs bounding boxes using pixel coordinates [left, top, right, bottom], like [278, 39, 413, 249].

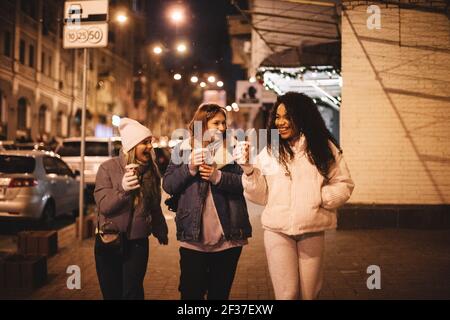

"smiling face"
[135, 136, 154, 163]
[206, 112, 227, 141]
[275, 103, 296, 141]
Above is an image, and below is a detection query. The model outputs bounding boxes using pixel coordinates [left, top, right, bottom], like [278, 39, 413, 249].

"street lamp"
[217, 81, 224, 87]
[153, 45, 163, 55]
[200, 82, 206, 88]
[170, 9, 184, 24]
[207, 76, 216, 83]
[112, 115, 121, 127]
[174, 73, 182, 80]
[190, 76, 199, 83]
[176, 42, 187, 53]
[116, 13, 128, 24]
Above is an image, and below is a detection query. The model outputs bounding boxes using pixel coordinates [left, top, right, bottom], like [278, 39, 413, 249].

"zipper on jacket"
[288, 163, 294, 234]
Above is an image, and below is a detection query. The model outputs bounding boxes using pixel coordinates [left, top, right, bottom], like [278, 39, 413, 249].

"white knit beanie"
[118, 118, 152, 152]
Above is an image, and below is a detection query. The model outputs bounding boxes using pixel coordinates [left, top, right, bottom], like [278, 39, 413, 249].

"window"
[48, 55, 52, 77]
[19, 39, 26, 64]
[44, 156, 74, 176]
[38, 105, 47, 134]
[42, 2, 57, 35]
[43, 157, 59, 175]
[3, 31, 11, 57]
[17, 98, 28, 130]
[55, 158, 74, 176]
[41, 52, 45, 73]
[29, 44, 35, 68]
[0, 156, 35, 173]
[57, 141, 109, 157]
[60, 63, 65, 87]
[56, 111, 63, 136]
[21, 0, 37, 19]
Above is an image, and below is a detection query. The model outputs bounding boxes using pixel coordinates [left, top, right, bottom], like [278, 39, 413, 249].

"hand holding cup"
[122, 164, 140, 191]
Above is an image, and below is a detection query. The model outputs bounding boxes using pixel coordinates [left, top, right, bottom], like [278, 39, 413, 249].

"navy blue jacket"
[162, 153, 252, 242]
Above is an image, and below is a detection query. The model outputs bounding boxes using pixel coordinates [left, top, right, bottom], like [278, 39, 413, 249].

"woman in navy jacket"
[163, 103, 252, 300]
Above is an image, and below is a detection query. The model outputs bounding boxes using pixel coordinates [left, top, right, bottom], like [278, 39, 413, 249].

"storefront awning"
[234, 0, 341, 68]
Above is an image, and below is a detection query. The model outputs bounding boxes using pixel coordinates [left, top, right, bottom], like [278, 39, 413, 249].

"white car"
[56, 136, 122, 186]
[0, 150, 80, 224]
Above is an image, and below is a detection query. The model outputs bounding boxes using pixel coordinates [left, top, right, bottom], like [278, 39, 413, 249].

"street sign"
[62, 1, 108, 239]
[63, 0, 109, 49]
[64, 24, 108, 48]
[236, 81, 264, 108]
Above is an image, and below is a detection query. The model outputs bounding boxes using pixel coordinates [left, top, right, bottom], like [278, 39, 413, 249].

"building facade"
[0, 0, 146, 142]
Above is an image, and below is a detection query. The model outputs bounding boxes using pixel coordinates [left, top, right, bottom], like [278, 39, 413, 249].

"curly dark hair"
[267, 92, 341, 180]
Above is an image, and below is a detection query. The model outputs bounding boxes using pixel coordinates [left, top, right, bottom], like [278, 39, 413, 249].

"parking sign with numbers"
[63, 0, 109, 49]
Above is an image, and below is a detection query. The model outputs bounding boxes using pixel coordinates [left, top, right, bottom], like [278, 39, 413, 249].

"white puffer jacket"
[242, 136, 354, 236]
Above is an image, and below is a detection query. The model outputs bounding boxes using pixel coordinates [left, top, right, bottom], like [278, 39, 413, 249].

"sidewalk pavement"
[1, 201, 450, 300]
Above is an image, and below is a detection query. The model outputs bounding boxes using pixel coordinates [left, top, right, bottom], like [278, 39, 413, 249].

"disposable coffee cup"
[125, 163, 139, 176]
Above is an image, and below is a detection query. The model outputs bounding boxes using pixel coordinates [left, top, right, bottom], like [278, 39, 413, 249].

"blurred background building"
[0, 0, 199, 144]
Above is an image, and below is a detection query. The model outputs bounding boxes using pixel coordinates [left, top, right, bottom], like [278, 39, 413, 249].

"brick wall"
[341, 5, 450, 204]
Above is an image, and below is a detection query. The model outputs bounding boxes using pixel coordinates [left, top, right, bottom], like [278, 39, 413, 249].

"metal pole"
[79, 47, 88, 240]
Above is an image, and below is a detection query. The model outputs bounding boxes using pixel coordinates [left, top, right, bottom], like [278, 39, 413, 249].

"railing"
[18, 64, 35, 80]
[0, 56, 13, 72]
[40, 74, 54, 88]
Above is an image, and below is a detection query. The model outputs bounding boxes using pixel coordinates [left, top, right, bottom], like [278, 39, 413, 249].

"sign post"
[63, 0, 109, 240]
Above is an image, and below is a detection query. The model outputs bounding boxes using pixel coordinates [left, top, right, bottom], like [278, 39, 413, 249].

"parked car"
[0, 150, 80, 224]
[55, 136, 122, 186]
[14, 142, 53, 151]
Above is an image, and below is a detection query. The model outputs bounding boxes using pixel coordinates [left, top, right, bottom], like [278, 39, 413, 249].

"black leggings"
[179, 246, 242, 300]
[95, 238, 149, 300]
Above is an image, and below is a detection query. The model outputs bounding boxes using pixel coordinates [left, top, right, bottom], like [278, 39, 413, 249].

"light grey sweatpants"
[264, 229, 325, 300]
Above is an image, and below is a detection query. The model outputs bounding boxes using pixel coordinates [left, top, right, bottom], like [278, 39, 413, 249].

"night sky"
[145, 0, 248, 100]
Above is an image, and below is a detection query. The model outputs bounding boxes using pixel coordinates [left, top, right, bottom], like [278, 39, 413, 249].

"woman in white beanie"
[94, 117, 168, 300]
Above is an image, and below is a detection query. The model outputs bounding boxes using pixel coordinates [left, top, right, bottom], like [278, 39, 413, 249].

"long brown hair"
[125, 147, 161, 210]
[188, 103, 227, 148]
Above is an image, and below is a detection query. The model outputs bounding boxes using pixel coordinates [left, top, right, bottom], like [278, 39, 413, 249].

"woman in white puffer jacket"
[237, 92, 355, 300]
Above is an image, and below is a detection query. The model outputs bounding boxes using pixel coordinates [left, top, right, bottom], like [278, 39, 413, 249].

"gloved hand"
[121, 165, 140, 191]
